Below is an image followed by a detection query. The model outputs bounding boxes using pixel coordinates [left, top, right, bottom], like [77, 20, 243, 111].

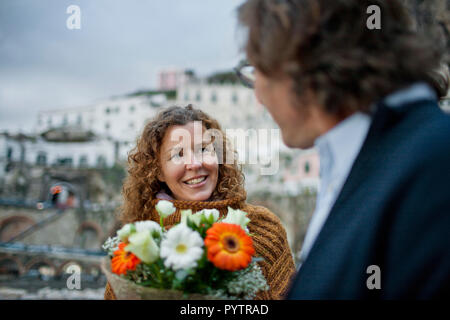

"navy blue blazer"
[287, 97, 450, 299]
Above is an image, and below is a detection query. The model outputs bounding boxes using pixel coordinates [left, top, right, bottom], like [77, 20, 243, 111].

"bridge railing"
[0, 242, 106, 257]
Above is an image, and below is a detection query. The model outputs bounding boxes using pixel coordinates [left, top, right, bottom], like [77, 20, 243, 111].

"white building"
[35, 95, 166, 143]
[175, 82, 269, 129]
[0, 132, 116, 172]
[35, 94, 167, 162]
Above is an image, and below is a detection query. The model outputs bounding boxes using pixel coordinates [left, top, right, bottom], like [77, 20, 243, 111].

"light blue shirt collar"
[383, 82, 437, 108]
[314, 81, 437, 185]
[314, 112, 371, 188]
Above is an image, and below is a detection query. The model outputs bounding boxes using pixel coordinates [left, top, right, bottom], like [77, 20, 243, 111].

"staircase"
[6, 209, 66, 243]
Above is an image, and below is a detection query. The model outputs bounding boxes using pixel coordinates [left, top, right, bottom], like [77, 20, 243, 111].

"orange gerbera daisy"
[204, 223, 255, 271]
[111, 242, 141, 275]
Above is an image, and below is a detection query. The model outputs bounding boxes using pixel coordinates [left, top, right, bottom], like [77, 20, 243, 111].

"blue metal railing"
[0, 242, 106, 257]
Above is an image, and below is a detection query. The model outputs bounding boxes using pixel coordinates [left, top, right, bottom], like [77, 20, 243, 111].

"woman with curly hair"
[104, 104, 296, 300]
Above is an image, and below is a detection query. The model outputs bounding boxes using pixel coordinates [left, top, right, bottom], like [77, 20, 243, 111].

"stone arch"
[76, 221, 104, 239]
[24, 257, 57, 277]
[74, 221, 104, 250]
[0, 215, 36, 242]
[0, 256, 24, 276]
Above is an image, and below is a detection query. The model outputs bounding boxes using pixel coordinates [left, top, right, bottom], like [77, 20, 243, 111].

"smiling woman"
[104, 105, 296, 300]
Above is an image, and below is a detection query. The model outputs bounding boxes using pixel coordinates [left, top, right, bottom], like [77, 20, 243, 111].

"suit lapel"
[297, 101, 402, 270]
[328, 103, 398, 208]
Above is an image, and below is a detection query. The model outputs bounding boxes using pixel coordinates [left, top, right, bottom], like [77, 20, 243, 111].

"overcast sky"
[0, 0, 247, 133]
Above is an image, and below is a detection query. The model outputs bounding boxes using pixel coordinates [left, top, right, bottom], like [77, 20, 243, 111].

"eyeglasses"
[234, 60, 255, 89]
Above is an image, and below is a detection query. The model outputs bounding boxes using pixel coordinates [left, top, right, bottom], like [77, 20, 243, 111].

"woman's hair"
[238, 0, 449, 118]
[120, 105, 246, 223]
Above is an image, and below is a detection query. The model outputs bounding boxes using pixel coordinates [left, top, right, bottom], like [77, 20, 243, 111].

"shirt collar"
[314, 82, 437, 182]
[383, 82, 437, 108]
[314, 112, 371, 182]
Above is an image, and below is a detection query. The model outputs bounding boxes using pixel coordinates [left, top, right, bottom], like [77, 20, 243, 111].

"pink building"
[158, 69, 188, 90]
[283, 150, 320, 191]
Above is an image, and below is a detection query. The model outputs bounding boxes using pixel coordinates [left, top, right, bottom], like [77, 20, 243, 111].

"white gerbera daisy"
[160, 224, 204, 271]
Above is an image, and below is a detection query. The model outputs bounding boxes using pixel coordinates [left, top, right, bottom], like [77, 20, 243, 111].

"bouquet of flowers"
[101, 200, 269, 300]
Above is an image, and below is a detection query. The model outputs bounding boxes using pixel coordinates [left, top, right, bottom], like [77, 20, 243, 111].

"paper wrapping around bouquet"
[101, 257, 219, 300]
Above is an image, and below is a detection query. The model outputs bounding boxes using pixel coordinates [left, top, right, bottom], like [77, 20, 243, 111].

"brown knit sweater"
[104, 196, 296, 300]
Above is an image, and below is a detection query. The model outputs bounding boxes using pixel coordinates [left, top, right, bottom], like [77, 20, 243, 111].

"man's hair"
[238, 0, 449, 117]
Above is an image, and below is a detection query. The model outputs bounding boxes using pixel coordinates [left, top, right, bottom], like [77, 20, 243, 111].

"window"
[105, 122, 110, 130]
[36, 152, 47, 166]
[77, 114, 82, 125]
[184, 91, 190, 101]
[47, 117, 52, 126]
[211, 91, 217, 104]
[129, 122, 135, 129]
[105, 107, 111, 114]
[79, 155, 88, 168]
[96, 155, 107, 168]
[20, 146, 25, 163]
[129, 105, 135, 113]
[7, 147, 13, 161]
[195, 91, 201, 102]
[304, 161, 310, 173]
[231, 92, 238, 105]
[57, 158, 73, 167]
[63, 115, 68, 126]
